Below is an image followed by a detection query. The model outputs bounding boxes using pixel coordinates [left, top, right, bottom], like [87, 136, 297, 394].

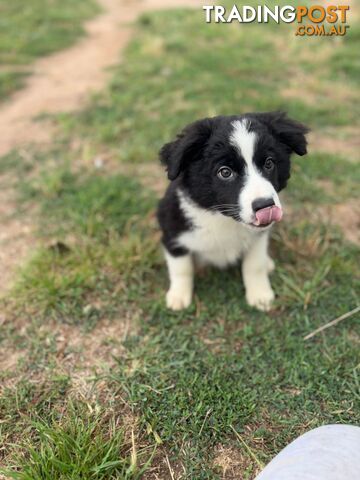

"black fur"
[157, 112, 309, 254]
[157, 179, 191, 256]
[248, 111, 308, 156]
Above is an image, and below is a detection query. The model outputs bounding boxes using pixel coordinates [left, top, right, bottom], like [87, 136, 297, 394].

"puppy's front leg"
[164, 250, 194, 310]
[242, 233, 275, 311]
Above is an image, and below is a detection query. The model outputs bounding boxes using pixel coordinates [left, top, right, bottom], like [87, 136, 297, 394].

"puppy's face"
[160, 112, 308, 229]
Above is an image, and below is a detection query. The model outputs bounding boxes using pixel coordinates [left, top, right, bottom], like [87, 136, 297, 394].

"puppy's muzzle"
[252, 197, 283, 226]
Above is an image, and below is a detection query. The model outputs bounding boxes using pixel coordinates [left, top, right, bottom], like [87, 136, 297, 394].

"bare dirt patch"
[282, 73, 357, 108]
[212, 445, 250, 479]
[144, 449, 186, 480]
[0, 345, 22, 377]
[0, 179, 37, 294]
[319, 200, 360, 245]
[284, 198, 360, 247]
[308, 128, 360, 161]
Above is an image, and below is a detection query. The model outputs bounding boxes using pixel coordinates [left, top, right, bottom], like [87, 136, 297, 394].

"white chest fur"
[176, 191, 257, 268]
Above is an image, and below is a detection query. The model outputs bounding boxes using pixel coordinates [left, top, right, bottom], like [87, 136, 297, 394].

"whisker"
[210, 207, 239, 212]
[206, 203, 241, 220]
[209, 208, 240, 217]
[208, 203, 239, 210]
[209, 205, 239, 210]
[209, 203, 239, 207]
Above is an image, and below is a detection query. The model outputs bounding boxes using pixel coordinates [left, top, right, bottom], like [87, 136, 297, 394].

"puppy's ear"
[160, 118, 213, 180]
[258, 111, 309, 156]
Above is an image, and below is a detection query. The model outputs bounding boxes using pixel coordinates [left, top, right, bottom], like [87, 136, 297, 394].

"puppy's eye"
[264, 157, 274, 171]
[217, 166, 234, 180]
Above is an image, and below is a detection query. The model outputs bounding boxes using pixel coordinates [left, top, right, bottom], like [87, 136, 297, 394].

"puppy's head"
[160, 112, 309, 229]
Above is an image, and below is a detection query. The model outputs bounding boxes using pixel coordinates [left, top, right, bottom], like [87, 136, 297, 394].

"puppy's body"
[167, 189, 256, 268]
[157, 112, 308, 311]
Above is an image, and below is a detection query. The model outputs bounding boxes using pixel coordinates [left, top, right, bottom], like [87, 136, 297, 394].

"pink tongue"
[255, 206, 283, 226]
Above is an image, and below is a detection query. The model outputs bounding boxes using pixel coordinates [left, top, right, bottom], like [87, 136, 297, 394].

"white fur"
[230, 119, 281, 225]
[242, 232, 275, 311]
[164, 250, 193, 310]
[177, 191, 256, 268]
[230, 119, 256, 166]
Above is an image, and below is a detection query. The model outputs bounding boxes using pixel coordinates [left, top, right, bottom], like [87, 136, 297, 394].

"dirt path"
[0, 0, 201, 156]
[0, 0, 202, 294]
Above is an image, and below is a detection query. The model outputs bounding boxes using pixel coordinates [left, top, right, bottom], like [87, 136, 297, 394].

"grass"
[0, 0, 99, 99]
[59, 4, 359, 156]
[290, 152, 360, 204]
[1, 1, 359, 478]
[12, 171, 157, 324]
[1, 401, 154, 479]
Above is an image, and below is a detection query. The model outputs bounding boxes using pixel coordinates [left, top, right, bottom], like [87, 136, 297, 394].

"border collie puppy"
[157, 112, 308, 311]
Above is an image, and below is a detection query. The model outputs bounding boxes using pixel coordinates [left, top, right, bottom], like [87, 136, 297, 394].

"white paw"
[246, 287, 275, 312]
[166, 288, 192, 311]
[267, 257, 275, 273]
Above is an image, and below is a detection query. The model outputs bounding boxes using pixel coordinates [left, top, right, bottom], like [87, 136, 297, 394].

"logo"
[203, 5, 350, 36]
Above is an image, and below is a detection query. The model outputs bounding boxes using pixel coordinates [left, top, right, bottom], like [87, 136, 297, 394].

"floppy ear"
[159, 118, 213, 180]
[258, 111, 309, 156]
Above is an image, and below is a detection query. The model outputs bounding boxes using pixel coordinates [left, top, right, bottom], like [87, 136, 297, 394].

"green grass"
[0, 0, 99, 99]
[58, 4, 359, 157]
[1, 401, 153, 480]
[290, 152, 360, 204]
[21, 170, 156, 239]
[0, 70, 29, 99]
[1, 2, 359, 479]
[12, 169, 158, 323]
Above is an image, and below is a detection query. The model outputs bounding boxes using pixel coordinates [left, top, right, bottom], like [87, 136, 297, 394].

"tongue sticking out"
[254, 206, 283, 226]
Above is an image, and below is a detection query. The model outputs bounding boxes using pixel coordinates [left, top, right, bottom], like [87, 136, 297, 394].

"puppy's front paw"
[166, 288, 192, 311]
[246, 287, 275, 312]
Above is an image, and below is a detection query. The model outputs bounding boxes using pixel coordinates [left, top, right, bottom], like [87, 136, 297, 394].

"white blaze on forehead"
[229, 119, 281, 224]
[229, 119, 257, 166]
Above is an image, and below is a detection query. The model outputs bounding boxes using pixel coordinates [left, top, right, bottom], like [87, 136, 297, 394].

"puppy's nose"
[252, 197, 275, 212]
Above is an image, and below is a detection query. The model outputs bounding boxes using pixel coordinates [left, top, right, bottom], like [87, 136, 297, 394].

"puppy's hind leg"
[164, 249, 194, 311]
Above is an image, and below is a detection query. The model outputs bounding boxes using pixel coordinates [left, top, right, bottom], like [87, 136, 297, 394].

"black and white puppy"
[157, 112, 308, 311]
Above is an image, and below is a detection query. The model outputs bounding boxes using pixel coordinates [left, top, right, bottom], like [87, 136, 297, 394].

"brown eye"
[264, 157, 274, 171]
[217, 167, 234, 180]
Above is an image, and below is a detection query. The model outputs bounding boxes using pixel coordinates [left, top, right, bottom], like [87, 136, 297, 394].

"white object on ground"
[255, 424, 360, 480]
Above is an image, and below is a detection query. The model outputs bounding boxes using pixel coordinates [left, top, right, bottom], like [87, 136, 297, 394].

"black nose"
[252, 197, 275, 212]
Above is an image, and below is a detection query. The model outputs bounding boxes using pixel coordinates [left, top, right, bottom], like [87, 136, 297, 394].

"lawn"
[0, 2, 359, 479]
[0, 0, 99, 100]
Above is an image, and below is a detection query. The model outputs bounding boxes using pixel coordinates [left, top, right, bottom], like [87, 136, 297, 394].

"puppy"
[157, 112, 308, 311]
